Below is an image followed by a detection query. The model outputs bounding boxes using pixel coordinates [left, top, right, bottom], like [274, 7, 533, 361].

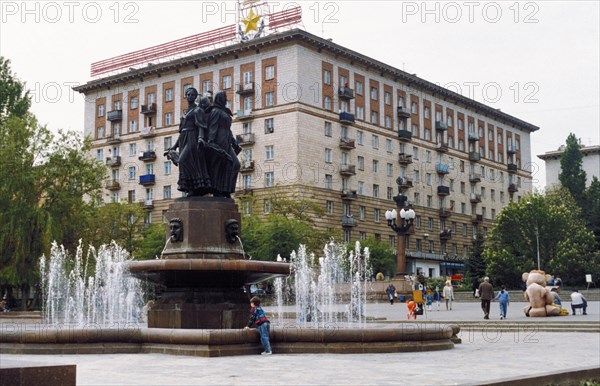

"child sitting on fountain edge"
[244, 296, 272, 355]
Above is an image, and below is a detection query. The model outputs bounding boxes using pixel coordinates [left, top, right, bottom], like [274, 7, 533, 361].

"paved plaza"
[1, 301, 599, 385]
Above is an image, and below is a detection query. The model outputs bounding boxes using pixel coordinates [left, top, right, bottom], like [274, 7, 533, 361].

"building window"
[424, 106, 430, 119]
[355, 81, 363, 95]
[243, 96, 253, 111]
[461, 202, 466, 214]
[372, 160, 379, 173]
[265, 145, 274, 160]
[147, 92, 155, 105]
[97, 104, 105, 117]
[371, 135, 379, 149]
[424, 128, 431, 141]
[384, 91, 391, 105]
[356, 106, 364, 120]
[387, 187, 393, 200]
[129, 120, 137, 133]
[165, 112, 173, 126]
[373, 184, 379, 198]
[359, 206, 366, 220]
[413, 170, 420, 184]
[324, 121, 332, 137]
[243, 71, 253, 85]
[386, 163, 393, 177]
[358, 181, 365, 195]
[265, 91, 275, 106]
[370, 87, 378, 100]
[128, 166, 136, 180]
[323, 69, 331, 85]
[414, 192, 420, 205]
[371, 111, 378, 124]
[324, 148, 332, 163]
[326, 200, 334, 214]
[265, 172, 274, 187]
[221, 75, 232, 90]
[127, 143, 136, 157]
[324, 96, 332, 111]
[357, 156, 364, 171]
[97, 126, 105, 139]
[384, 115, 391, 128]
[357, 130, 364, 145]
[325, 174, 333, 189]
[458, 139, 465, 151]
[264, 118, 274, 134]
[374, 208, 380, 222]
[265, 65, 275, 80]
[96, 149, 104, 161]
[164, 161, 172, 175]
[163, 185, 172, 199]
[386, 139, 393, 153]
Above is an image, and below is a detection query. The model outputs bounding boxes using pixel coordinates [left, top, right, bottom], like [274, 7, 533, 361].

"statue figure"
[165, 87, 211, 196]
[224, 219, 240, 243]
[205, 91, 241, 197]
[169, 218, 184, 243]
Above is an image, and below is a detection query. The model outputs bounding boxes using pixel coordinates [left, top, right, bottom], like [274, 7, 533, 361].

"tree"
[137, 223, 168, 260]
[483, 189, 597, 287]
[464, 232, 487, 287]
[0, 57, 30, 122]
[360, 237, 396, 277]
[89, 203, 148, 255]
[583, 176, 600, 247]
[559, 133, 587, 208]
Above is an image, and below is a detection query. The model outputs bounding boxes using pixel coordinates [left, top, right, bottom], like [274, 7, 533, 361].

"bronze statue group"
[165, 88, 241, 198]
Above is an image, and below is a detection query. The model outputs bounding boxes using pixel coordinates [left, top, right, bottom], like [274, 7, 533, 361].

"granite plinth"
[0, 360, 76, 386]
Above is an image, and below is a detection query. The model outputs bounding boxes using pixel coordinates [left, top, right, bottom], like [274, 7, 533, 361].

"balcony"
[141, 199, 154, 210]
[398, 153, 413, 165]
[437, 186, 450, 196]
[140, 126, 156, 138]
[468, 132, 480, 142]
[439, 208, 453, 218]
[435, 163, 450, 174]
[397, 177, 413, 190]
[236, 133, 255, 146]
[440, 229, 452, 240]
[471, 214, 483, 223]
[508, 163, 518, 173]
[435, 142, 449, 153]
[508, 183, 518, 193]
[139, 174, 155, 186]
[435, 121, 448, 131]
[105, 179, 120, 190]
[106, 135, 121, 145]
[341, 190, 357, 200]
[339, 137, 356, 150]
[141, 103, 157, 114]
[469, 173, 481, 183]
[338, 87, 355, 100]
[236, 109, 253, 120]
[397, 106, 411, 119]
[107, 110, 123, 121]
[469, 152, 481, 162]
[339, 164, 356, 176]
[138, 151, 157, 162]
[235, 187, 254, 196]
[341, 215, 357, 227]
[398, 129, 412, 141]
[507, 145, 517, 154]
[240, 160, 255, 173]
[339, 112, 355, 124]
[105, 156, 121, 168]
[470, 193, 482, 203]
[236, 82, 255, 95]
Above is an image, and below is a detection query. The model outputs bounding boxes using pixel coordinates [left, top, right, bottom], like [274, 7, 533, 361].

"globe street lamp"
[385, 205, 416, 276]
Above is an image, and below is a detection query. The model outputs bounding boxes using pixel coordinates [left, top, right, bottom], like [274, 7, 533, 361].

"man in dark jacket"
[478, 277, 494, 319]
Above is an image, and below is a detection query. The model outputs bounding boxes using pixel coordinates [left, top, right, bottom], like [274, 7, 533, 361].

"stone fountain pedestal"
[128, 197, 289, 330]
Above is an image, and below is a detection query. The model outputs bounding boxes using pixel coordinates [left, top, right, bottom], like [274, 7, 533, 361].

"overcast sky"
[2, 0, 598, 189]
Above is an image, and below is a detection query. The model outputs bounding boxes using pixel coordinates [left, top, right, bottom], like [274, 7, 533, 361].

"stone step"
[452, 289, 600, 302]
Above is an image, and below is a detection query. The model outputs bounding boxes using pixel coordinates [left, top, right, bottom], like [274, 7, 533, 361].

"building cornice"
[538, 145, 600, 160]
[74, 29, 539, 133]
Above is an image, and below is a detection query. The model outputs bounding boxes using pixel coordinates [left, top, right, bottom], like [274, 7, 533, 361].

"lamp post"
[385, 203, 416, 276]
[527, 202, 541, 270]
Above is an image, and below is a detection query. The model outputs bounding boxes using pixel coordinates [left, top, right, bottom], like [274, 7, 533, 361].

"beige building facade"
[75, 29, 538, 277]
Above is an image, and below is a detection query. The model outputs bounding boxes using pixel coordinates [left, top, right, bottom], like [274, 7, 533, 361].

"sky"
[1, 0, 599, 189]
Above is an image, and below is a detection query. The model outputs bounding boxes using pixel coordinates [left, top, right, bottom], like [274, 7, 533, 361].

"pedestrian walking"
[425, 289, 433, 311]
[443, 281, 454, 310]
[494, 285, 510, 319]
[478, 277, 494, 320]
[433, 286, 442, 311]
[385, 284, 396, 305]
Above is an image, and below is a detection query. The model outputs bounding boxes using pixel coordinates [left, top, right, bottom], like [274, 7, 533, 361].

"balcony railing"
[339, 137, 356, 150]
[341, 215, 357, 227]
[107, 110, 123, 121]
[236, 109, 253, 120]
[469, 152, 481, 162]
[140, 126, 156, 138]
[138, 151, 157, 162]
[471, 214, 483, 223]
[398, 153, 413, 165]
[470, 193, 482, 203]
[338, 87, 355, 100]
[341, 190, 358, 200]
[437, 186, 450, 196]
[105, 156, 121, 167]
[440, 229, 452, 240]
[435, 163, 450, 174]
[398, 129, 412, 141]
[339, 112, 355, 124]
[397, 177, 413, 189]
[105, 179, 120, 190]
[141, 199, 154, 209]
[106, 135, 121, 144]
[508, 163, 518, 173]
[469, 173, 481, 183]
[236, 82, 255, 95]
[236, 133, 255, 145]
[508, 183, 518, 193]
[139, 174, 156, 185]
[397, 106, 411, 119]
[468, 132, 480, 141]
[439, 208, 452, 218]
[435, 143, 449, 152]
[339, 164, 356, 175]
[240, 160, 255, 172]
[435, 121, 448, 131]
[141, 103, 157, 114]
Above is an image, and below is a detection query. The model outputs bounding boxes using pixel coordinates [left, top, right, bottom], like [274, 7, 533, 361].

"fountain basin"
[0, 324, 459, 357]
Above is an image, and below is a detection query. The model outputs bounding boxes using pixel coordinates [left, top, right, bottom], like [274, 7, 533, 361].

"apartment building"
[538, 144, 600, 189]
[74, 28, 538, 277]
